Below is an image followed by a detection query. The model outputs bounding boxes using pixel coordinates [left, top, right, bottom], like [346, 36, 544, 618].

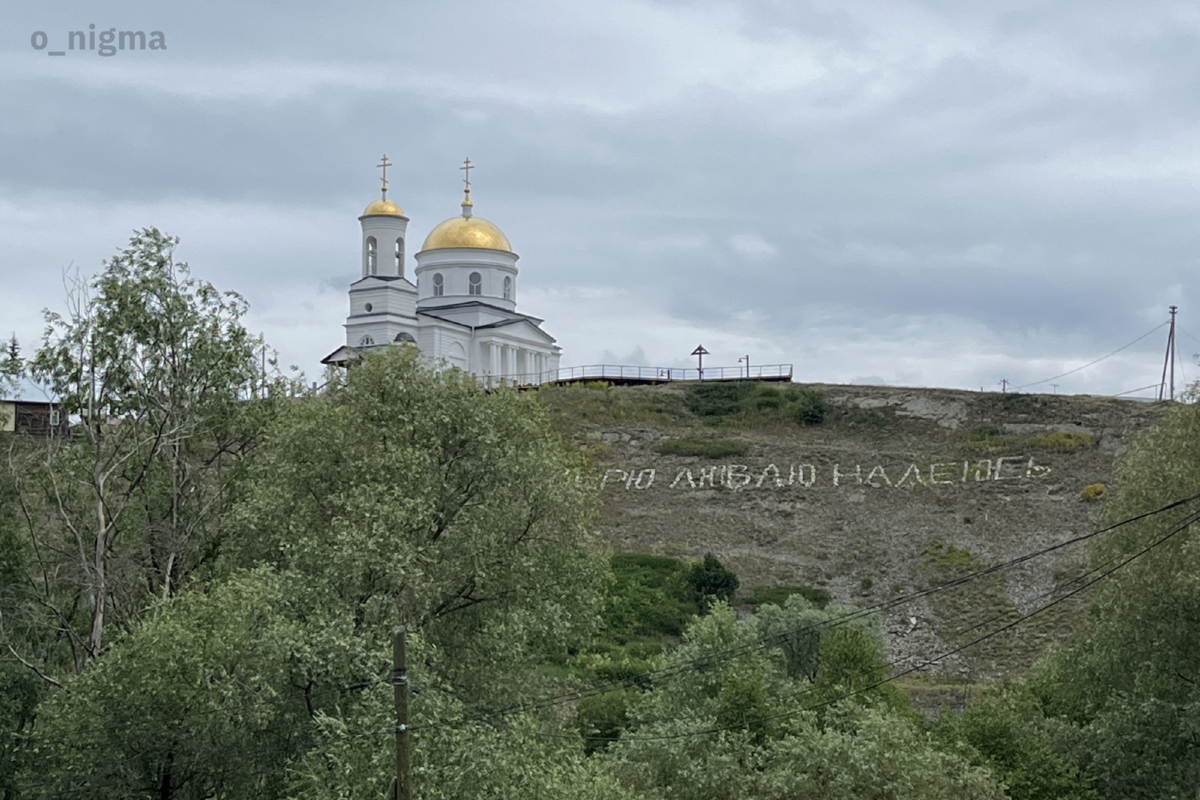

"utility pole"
[1000, 378, 1009, 394]
[1159, 305, 1178, 401]
[1051, 383, 1059, 395]
[388, 625, 410, 800]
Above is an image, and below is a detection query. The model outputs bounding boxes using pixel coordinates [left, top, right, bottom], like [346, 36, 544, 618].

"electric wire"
[24, 494, 1200, 751]
[407, 491, 1200, 735]
[544, 503, 1200, 744]
[1015, 321, 1168, 390]
[1112, 383, 1162, 398]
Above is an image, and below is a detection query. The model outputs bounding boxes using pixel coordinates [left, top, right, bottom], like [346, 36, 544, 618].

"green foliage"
[756, 594, 836, 681]
[684, 382, 827, 427]
[1034, 431, 1093, 451]
[936, 689, 1096, 800]
[6, 228, 280, 670]
[20, 570, 309, 800]
[740, 584, 831, 609]
[0, 662, 42, 800]
[1028, 398, 1200, 798]
[686, 382, 750, 418]
[791, 389, 828, 425]
[602, 554, 698, 640]
[577, 687, 639, 754]
[815, 625, 889, 691]
[686, 553, 740, 608]
[0, 335, 21, 397]
[537, 383, 687, 430]
[924, 541, 974, 568]
[658, 437, 749, 458]
[226, 346, 605, 707]
[607, 605, 1003, 800]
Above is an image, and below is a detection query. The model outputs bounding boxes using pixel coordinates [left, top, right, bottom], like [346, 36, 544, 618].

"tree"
[607, 604, 1004, 800]
[3, 227, 272, 675]
[935, 687, 1096, 800]
[21, 569, 310, 800]
[224, 344, 607, 706]
[1029, 396, 1200, 798]
[686, 552, 739, 609]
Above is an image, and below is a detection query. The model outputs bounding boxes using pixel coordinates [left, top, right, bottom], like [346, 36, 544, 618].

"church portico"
[323, 156, 561, 384]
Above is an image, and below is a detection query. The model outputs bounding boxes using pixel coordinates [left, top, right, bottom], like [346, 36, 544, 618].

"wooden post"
[388, 625, 410, 800]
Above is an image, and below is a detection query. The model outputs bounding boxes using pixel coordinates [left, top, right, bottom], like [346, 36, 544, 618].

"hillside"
[539, 380, 1167, 680]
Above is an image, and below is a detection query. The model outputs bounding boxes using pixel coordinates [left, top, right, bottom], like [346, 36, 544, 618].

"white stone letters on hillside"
[599, 457, 1052, 492]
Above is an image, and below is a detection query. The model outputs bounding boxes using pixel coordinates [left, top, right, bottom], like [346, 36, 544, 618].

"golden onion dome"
[362, 198, 405, 217]
[421, 207, 512, 252]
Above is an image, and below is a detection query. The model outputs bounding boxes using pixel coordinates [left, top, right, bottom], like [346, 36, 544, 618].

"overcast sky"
[3, 1, 1198, 397]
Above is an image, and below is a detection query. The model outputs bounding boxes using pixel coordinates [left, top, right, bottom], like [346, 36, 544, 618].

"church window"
[358, 334, 375, 347]
[366, 237, 377, 275]
[469, 272, 482, 296]
[395, 238, 404, 276]
[364, 303, 373, 312]
[432, 273, 444, 296]
[503, 276, 512, 300]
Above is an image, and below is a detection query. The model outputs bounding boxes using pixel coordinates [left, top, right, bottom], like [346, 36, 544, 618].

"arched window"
[395, 238, 404, 276]
[365, 237, 377, 275]
[503, 276, 512, 300]
[469, 272, 482, 296]
[358, 334, 375, 347]
[432, 273, 444, 296]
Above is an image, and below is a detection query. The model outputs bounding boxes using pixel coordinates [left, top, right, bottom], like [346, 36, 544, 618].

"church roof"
[421, 213, 511, 252]
[362, 199, 405, 218]
[420, 177, 512, 253]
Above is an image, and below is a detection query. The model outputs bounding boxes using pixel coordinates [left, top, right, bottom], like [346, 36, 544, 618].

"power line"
[552, 504, 1200, 745]
[1015, 321, 1168, 390]
[1112, 383, 1161, 398]
[25, 493, 1200, 750]
[410, 491, 1200, 734]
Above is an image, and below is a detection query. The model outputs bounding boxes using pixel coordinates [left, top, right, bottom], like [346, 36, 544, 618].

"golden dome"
[362, 199, 405, 217]
[421, 213, 512, 252]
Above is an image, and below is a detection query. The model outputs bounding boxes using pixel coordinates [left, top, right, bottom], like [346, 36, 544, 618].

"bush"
[742, 584, 831, 609]
[603, 554, 697, 640]
[686, 382, 752, 418]
[576, 687, 639, 754]
[686, 552, 740, 608]
[685, 382, 828, 427]
[792, 389, 828, 425]
[1080, 483, 1106, 502]
[658, 438, 749, 458]
[1034, 431, 1093, 451]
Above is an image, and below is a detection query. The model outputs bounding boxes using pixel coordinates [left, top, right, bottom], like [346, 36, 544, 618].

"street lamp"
[738, 354, 750, 379]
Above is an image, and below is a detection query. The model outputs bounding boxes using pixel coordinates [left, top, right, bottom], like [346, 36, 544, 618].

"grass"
[924, 542, 974, 569]
[536, 384, 689, 431]
[829, 407, 896, 437]
[739, 584, 831, 609]
[962, 426, 1094, 455]
[685, 383, 828, 427]
[658, 438, 749, 458]
[920, 543, 1088, 678]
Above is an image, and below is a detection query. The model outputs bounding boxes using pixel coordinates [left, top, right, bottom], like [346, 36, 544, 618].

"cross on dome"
[460, 157, 474, 207]
[377, 154, 392, 200]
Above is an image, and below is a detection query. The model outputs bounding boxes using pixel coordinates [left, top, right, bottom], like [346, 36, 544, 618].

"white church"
[322, 157, 562, 384]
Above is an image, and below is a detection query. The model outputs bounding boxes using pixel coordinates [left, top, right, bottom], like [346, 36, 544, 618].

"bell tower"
[345, 155, 419, 349]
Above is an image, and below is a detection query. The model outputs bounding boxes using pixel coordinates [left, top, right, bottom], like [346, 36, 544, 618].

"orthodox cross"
[460, 157, 474, 199]
[377, 154, 392, 199]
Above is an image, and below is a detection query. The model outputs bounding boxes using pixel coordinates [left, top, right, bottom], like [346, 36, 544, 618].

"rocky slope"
[541, 382, 1167, 679]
